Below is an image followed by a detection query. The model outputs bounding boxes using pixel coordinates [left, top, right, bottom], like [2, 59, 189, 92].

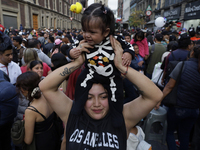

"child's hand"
[69, 48, 81, 59]
[122, 52, 132, 66]
[138, 61, 144, 67]
[78, 40, 93, 53]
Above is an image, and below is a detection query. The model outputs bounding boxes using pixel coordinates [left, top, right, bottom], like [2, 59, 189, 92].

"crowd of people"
[0, 3, 200, 150]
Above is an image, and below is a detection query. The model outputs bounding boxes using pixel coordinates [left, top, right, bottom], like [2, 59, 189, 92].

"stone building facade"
[0, 0, 85, 30]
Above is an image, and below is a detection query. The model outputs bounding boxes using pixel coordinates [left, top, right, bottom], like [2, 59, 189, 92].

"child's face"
[82, 22, 110, 46]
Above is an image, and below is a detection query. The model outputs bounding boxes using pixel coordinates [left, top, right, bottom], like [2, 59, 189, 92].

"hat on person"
[0, 24, 5, 34]
[55, 39, 62, 45]
[169, 35, 177, 41]
[49, 36, 54, 43]
[155, 33, 163, 41]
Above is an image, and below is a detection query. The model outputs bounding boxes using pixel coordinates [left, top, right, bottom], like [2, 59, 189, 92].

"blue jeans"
[166, 107, 199, 150]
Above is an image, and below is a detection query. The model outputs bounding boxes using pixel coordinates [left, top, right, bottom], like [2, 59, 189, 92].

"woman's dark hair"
[134, 31, 145, 42]
[81, 3, 115, 35]
[167, 41, 178, 51]
[60, 44, 70, 56]
[52, 45, 60, 53]
[51, 53, 68, 71]
[65, 34, 74, 43]
[193, 45, 200, 73]
[16, 71, 41, 102]
[29, 60, 43, 70]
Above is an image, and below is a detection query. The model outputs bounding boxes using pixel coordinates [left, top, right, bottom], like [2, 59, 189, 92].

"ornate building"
[0, 0, 87, 30]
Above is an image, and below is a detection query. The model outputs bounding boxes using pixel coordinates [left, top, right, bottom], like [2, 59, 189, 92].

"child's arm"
[67, 40, 93, 59]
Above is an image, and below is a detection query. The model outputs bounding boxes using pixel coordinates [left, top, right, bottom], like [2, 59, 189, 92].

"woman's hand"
[122, 52, 132, 66]
[110, 35, 127, 74]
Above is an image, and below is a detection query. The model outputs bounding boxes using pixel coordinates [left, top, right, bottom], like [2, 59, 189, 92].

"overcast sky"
[88, 0, 118, 10]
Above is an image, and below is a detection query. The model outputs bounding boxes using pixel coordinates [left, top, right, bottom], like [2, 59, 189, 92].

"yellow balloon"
[70, 4, 76, 13]
[75, 2, 82, 14]
[70, 2, 83, 14]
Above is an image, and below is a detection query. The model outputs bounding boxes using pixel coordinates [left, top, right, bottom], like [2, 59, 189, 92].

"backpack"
[0, 79, 19, 126]
[165, 52, 185, 81]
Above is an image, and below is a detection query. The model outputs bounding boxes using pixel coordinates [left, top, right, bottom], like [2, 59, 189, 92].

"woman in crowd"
[21, 48, 51, 76]
[39, 35, 162, 149]
[16, 71, 61, 150]
[156, 45, 200, 150]
[130, 31, 149, 60]
[29, 60, 44, 79]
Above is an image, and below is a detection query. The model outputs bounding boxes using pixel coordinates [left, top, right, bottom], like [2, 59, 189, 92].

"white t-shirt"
[0, 61, 22, 84]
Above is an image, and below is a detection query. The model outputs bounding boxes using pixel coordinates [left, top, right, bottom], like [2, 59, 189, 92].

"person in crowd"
[155, 45, 200, 150]
[12, 36, 25, 66]
[0, 24, 13, 51]
[131, 43, 145, 72]
[0, 70, 18, 150]
[146, 31, 154, 46]
[43, 36, 54, 56]
[161, 30, 170, 48]
[51, 38, 62, 57]
[123, 43, 141, 104]
[37, 32, 45, 45]
[161, 33, 193, 85]
[16, 71, 61, 150]
[51, 53, 69, 93]
[67, 3, 134, 128]
[146, 33, 166, 79]
[169, 35, 177, 42]
[29, 60, 44, 79]
[161, 41, 178, 63]
[0, 44, 21, 84]
[124, 33, 131, 43]
[21, 48, 51, 76]
[27, 38, 51, 66]
[60, 44, 72, 62]
[39, 33, 162, 149]
[130, 30, 149, 60]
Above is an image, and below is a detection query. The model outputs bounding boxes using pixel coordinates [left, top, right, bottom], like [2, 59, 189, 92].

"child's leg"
[71, 69, 94, 115]
[109, 75, 124, 128]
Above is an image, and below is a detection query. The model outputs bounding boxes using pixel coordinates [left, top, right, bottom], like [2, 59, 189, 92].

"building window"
[42, 16, 44, 26]
[53, 0, 56, 10]
[60, 1, 62, 13]
[46, 0, 48, 8]
[33, 0, 36, 4]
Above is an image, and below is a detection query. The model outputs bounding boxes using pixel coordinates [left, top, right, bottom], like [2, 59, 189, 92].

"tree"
[129, 10, 145, 27]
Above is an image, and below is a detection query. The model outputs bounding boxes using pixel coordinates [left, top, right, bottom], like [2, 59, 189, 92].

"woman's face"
[31, 64, 43, 78]
[84, 84, 109, 120]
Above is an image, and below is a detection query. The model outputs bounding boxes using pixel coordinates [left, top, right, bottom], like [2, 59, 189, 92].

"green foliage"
[129, 10, 145, 27]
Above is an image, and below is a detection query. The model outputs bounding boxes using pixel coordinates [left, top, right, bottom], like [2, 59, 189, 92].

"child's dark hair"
[16, 71, 41, 102]
[81, 3, 115, 35]
[134, 31, 145, 42]
[29, 60, 43, 70]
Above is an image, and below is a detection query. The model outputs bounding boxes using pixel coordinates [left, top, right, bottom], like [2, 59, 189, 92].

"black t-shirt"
[65, 109, 127, 150]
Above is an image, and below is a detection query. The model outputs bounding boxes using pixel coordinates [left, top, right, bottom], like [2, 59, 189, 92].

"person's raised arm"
[39, 52, 85, 124]
[110, 35, 163, 135]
